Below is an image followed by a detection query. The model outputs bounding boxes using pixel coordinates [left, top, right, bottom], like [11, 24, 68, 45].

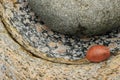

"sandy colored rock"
[0, 0, 120, 79]
[52, 45, 67, 54]
[48, 42, 57, 48]
[0, 16, 120, 80]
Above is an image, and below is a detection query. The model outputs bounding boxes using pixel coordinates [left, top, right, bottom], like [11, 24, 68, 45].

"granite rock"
[0, 0, 120, 79]
[28, 0, 120, 36]
[0, 19, 120, 80]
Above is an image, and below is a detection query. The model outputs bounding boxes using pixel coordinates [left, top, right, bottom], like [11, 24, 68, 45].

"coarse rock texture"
[0, 0, 90, 64]
[2, 0, 120, 64]
[0, 0, 120, 64]
[0, 18, 120, 80]
[28, 0, 120, 36]
[0, 0, 120, 80]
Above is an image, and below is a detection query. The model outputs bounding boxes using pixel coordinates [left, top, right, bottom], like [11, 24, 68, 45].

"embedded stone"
[28, 0, 120, 37]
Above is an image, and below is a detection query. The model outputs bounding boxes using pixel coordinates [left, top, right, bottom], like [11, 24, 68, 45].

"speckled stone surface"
[0, 1, 120, 80]
[0, 18, 120, 80]
[0, 0, 119, 64]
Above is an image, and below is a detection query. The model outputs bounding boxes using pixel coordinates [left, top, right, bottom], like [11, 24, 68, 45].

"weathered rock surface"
[0, 19, 120, 79]
[28, 0, 120, 36]
[0, 0, 120, 79]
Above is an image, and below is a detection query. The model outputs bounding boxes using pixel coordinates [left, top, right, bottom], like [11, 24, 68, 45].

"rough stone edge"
[1, 0, 119, 65]
[0, 1, 90, 65]
[2, 18, 89, 64]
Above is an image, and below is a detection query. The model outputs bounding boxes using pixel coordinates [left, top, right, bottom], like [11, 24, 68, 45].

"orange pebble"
[86, 45, 111, 62]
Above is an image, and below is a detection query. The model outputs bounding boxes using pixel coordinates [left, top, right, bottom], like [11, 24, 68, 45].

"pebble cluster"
[8, 0, 120, 60]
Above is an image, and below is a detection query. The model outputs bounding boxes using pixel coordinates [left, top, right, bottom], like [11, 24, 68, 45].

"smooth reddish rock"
[86, 45, 111, 62]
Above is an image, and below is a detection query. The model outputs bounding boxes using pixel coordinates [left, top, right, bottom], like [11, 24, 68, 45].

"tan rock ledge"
[0, 0, 120, 79]
[0, 18, 120, 80]
[0, 0, 120, 65]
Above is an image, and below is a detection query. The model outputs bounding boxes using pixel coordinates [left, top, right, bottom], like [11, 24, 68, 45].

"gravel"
[8, 0, 120, 60]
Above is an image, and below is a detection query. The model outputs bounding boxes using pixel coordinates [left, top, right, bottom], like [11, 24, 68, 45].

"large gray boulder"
[28, 0, 120, 36]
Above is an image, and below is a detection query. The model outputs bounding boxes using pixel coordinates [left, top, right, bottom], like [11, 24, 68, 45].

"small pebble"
[52, 45, 67, 54]
[48, 42, 56, 48]
[86, 45, 111, 62]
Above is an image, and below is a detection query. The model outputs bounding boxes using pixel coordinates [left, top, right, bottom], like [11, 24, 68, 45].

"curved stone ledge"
[0, 19, 120, 79]
[0, 0, 120, 79]
[0, 0, 120, 65]
[0, 0, 90, 64]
